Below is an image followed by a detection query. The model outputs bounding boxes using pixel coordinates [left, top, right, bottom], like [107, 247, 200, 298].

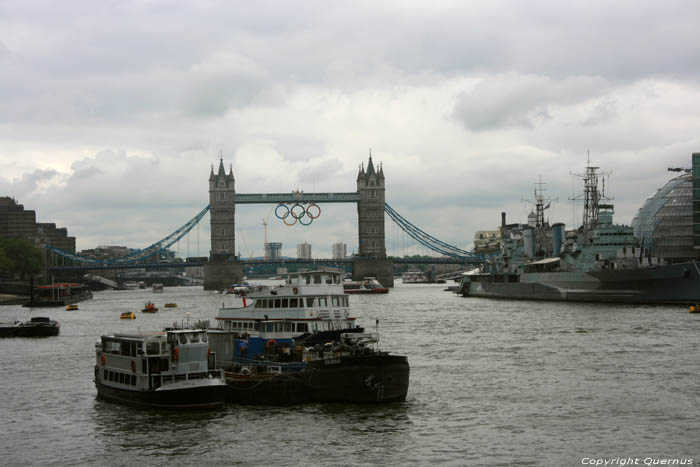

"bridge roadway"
[235, 192, 361, 204]
[47, 256, 480, 271]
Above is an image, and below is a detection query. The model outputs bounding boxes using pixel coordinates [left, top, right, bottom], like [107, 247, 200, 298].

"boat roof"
[528, 257, 561, 265]
[281, 268, 344, 276]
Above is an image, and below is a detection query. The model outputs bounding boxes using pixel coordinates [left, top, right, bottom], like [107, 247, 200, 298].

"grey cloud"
[451, 74, 610, 131]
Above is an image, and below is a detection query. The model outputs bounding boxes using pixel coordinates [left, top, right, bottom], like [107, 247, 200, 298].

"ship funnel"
[523, 227, 536, 258]
[552, 223, 565, 255]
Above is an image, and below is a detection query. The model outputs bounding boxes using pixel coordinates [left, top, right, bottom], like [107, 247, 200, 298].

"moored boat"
[343, 277, 389, 294]
[120, 312, 136, 320]
[401, 271, 429, 284]
[208, 268, 409, 405]
[152, 283, 164, 293]
[15, 317, 60, 337]
[94, 328, 226, 409]
[459, 161, 700, 305]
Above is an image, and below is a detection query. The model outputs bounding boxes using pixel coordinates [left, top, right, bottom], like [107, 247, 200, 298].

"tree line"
[0, 238, 42, 279]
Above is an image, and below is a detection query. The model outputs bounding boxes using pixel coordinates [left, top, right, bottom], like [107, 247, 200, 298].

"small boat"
[66, 304, 79, 311]
[401, 271, 429, 284]
[164, 303, 177, 308]
[120, 312, 136, 320]
[343, 277, 389, 294]
[94, 328, 226, 409]
[152, 283, 164, 293]
[15, 317, 60, 337]
[142, 301, 158, 313]
[689, 305, 700, 313]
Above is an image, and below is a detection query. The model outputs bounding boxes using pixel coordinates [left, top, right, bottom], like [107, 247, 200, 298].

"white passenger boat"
[94, 328, 226, 409]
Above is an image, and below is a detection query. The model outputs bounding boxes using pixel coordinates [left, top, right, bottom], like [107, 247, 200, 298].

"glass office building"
[632, 161, 700, 262]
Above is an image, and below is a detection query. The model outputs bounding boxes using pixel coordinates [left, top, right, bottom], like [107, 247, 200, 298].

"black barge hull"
[95, 381, 226, 410]
[224, 354, 410, 405]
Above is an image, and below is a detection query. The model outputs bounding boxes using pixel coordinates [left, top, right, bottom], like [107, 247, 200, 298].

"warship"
[459, 161, 700, 304]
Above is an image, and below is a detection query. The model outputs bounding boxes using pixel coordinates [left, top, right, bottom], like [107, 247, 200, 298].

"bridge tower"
[353, 152, 394, 286]
[203, 158, 243, 290]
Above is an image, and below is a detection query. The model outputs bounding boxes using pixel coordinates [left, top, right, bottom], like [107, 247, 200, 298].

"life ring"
[100, 354, 106, 366]
[266, 339, 277, 348]
[130, 360, 136, 372]
[173, 347, 179, 361]
[293, 287, 299, 295]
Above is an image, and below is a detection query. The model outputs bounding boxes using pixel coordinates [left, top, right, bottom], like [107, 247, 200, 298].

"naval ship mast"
[570, 152, 612, 229]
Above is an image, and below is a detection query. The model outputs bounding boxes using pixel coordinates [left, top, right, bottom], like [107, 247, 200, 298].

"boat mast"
[570, 151, 611, 229]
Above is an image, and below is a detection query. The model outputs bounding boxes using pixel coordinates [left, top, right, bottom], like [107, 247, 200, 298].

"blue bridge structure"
[46, 155, 485, 287]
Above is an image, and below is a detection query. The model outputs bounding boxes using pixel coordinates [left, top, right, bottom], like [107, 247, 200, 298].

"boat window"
[297, 322, 308, 332]
[306, 275, 311, 284]
[108, 371, 113, 382]
[146, 342, 160, 355]
[119, 373, 125, 384]
[255, 300, 262, 308]
[105, 340, 121, 354]
[334, 275, 341, 284]
[314, 275, 321, 284]
[280, 298, 287, 308]
[190, 333, 200, 343]
[284, 322, 292, 332]
[161, 342, 167, 353]
[306, 297, 315, 307]
[253, 322, 259, 331]
[201, 332, 207, 343]
[326, 278, 332, 284]
[120, 343, 131, 356]
[266, 323, 273, 332]
[319, 297, 328, 307]
[103, 370, 107, 380]
[130, 375, 136, 386]
[178, 334, 187, 345]
[275, 299, 281, 308]
[160, 359, 169, 372]
[343, 297, 348, 307]
[142, 360, 147, 373]
[290, 298, 298, 307]
[332, 296, 339, 307]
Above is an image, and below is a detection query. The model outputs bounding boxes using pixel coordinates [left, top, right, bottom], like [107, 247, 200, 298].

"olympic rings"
[306, 203, 321, 219]
[275, 204, 290, 219]
[290, 203, 306, 219]
[275, 203, 321, 227]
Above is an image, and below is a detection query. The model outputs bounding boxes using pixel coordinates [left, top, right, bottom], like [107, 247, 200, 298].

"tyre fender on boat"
[266, 339, 277, 348]
[293, 287, 299, 295]
[100, 354, 106, 366]
[173, 347, 179, 361]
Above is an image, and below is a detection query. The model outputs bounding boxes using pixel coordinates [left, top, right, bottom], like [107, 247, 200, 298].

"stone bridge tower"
[353, 152, 393, 286]
[357, 153, 386, 258]
[204, 158, 243, 290]
[208, 159, 236, 260]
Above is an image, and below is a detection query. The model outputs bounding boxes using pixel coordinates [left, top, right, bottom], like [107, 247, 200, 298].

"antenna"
[521, 175, 557, 228]
[570, 153, 612, 229]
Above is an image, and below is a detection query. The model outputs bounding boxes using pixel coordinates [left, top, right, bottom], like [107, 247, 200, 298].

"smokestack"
[501, 212, 506, 228]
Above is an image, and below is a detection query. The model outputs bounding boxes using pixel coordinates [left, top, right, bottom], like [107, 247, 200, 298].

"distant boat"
[152, 283, 164, 293]
[66, 304, 79, 311]
[164, 303, 177, 308]
[343, 277, 389, 294]
[401, 271, 429, 284]
[120, 312, 136, 320]
[142, 301, 158, 313]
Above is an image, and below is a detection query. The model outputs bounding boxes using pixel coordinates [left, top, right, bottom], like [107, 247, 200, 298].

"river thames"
[0, 281, 698, 466]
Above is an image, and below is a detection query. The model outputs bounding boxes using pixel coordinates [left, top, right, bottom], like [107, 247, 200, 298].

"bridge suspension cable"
[47, 205, 210, 265]
[384, 203, 480, 260]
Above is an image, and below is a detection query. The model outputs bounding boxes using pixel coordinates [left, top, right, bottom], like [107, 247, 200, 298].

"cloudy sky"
[2, 0, 699, 258]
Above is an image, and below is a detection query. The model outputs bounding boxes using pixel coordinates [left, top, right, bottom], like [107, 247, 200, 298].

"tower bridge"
[46, 154, 483, 286]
